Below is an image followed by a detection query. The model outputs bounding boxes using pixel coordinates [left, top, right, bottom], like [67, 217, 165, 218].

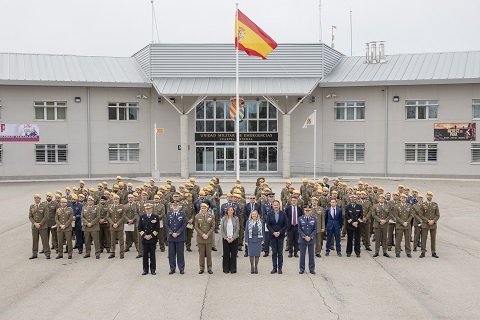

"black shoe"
[208, 270, 213, 274]
[120, 256, 124, 259]
[383, 253, 390, 258]
[161, 249, 165, 252]
[51, 245, 55, 249]
[420, 252, 425, 258]
[396, 253, 400, 258]
[387, 247, 392, 251]
[251, 270, 254, 274]
[310, 271, 316, 275]
[83, 255, 90, 258]
[288, 253, 293, 258]
[373, 252, 379, 257]
[142, 271, 148, 275]
[214, 230, 219, 234]
[238, 248, 242, 251]
[337, 253, 342, 257]
[325, 252, 329, 256]
[169, 271, 175, 275]
[39, 250, 44, 254]
[64, 250, 68, 253]
[244, 253, 248, 257]
[315, 254, 321, 257]
[73, 246, 78, 249]
[271, 269, 277, 274]
[151, 271, 156, 275]
[212, 247, 217, 251]
[96, 256, 100, 259]
[366, 247, 372, 251]
[356, 254, 360, 258]
[231, 271, 236, 274]
[199, 270, 204, 274]
[278, 269, 283, 274]
[46, 256, 51, 260]
[347, 253, 351, 257]
[180, 271, 185, 274]
[108, 255, 115, 259]
[432, 253, 439, 258]
[29, 256, 37, 260]
[125, 248, 130, 252]
[294, 253, 299, 258]
[79, 250, 83, 254]
[413, 247, 417, 252]
[55, 256, 62, 259]
[136, 255, 142, 258]
[407, 254, 412, 258]
[299, 271, 304, 274]
[68, 256, 72, 259]
[263, 252, 269, 257]
[187, 248, 192, 252]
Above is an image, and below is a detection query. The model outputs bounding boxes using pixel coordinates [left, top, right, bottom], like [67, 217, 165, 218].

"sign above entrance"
[195, 133, 278, 142]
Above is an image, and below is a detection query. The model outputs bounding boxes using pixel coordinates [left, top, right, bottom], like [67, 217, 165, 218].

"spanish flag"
[235, 9, 277, 60]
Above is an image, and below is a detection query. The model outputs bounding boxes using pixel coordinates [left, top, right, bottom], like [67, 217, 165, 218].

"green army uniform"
[387, 200, 399, 250]
[97, 202, 111, 253]
[311, 205, 325, 256]
[43, 199, 59, 253]
[359, 198, 373, 250]
[372, 202, 392, 255]
[420, 198, 440, 257]
[195, 210, 216, 272]
[55, 205, 74, 258]
[81, 204, 101, 258]
[394, 202, 414, 256]
[183, 200, 195, 251]
[153, 201, 166, 251]
[107, 203, 125, 258]
[124, 201, 140, 255]
[412, 202, 424, 251]
[29, 202, 50, 259]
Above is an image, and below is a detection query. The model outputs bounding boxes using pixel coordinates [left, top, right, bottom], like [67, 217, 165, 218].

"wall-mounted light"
[310, 96, 316, 103]
[393, 95, 400, 102]
[157, 97, 163, 104]
[74, 97, 81, 103]
[142, 94, 148, 99]
[256, 97, 259, 101]
[170, 97, 176, 104]
[213, 97, 216, 101]
[325, 94, 337, 99]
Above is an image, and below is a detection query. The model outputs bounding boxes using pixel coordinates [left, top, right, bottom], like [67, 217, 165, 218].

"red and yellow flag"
[235, 9, 277, 60]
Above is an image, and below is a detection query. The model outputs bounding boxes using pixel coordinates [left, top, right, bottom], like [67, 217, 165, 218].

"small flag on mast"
[302, 112, 316, 128]
[235, 9, 277, 59]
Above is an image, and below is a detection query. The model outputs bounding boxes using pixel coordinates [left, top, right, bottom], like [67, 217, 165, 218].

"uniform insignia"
[151, 220, 157, 223]
[207, 218, 212, 222]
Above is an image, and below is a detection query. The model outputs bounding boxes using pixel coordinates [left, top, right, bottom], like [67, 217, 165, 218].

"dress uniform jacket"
[43, 200, 59, 228]
[29, 203, 48, 229]
[124, 202, 138, 224]
[394, 203, 414, 229]
[311, 206, 325, 232]
[195, 212, 215, 244]
[166, 211, 187, 242]
[107, 204, 125, 231]
[183, 202, 195, 222]
[55, 207, 73, 231]
[421, 201, 440, 229]
[345, 203, 364, 230]
[359, 200, 372, 221]
[153, 203, 166, 221]
[81, 205, 100, 231]
[372, 203, 392, 229]
[138, 214, 160, 242]
[298, 215, 318, 244]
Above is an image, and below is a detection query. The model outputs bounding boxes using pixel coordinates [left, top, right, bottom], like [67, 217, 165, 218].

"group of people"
[28, 175, 440, 275]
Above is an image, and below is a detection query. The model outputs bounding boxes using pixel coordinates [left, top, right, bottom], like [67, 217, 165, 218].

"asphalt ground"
[0, 178, 479, 320]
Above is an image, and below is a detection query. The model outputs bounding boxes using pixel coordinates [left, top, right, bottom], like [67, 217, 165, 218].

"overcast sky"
[0, 0, 478, 57]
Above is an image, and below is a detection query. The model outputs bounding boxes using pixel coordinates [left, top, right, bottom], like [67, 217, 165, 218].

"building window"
[35, 144, 68, 163]
[108, 102, 139, 121]
[405, 143, 437, 162]
[34, 101, 66, 120]
[473, 99, 480, 119]
[334, 101, 365, 121]
[109, 143, 139, 162]
[195, 100, 277, 133]
[334, 143, 365, 162]
[472, 144, 480, 163]
[405, 100, 438, 120]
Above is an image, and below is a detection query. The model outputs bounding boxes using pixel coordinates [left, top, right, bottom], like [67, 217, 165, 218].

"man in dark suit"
[261, 193, 275, 257]
[138, 203, 160, 275]
[285, 197, 303, 258]
[166, 200, 187, 274]
[324, 199, 343, 257]
[266, 200, 289, 274]
[345, 195, 363, 257]
[244, 194, 261, 257]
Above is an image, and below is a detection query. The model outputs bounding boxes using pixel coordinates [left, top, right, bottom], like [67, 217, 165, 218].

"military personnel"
[153, 195, 166, 252]
[320, 176, 330, 190]
[372, 194, 392, 257]
[42, 192, 59, 254]
[124, 194, 141, 258]
[394, 194, 414, 258]
[420, 191, 440, 258]
[183, 193, 195, 252]
[68, 194, 83, 253]
[55, 198, 74, 259]
[412, 195, 424, 251]
[65, 187, 72, 202]
[138, 203, 160, 275]
[195, 202, 216, 274]
[281, 180, 291, 209]
[97, 196, 111, 253]
[359, 191, 373, 251]
[300, 178, 309, 205]
[311, 197, 325, 257]
[166, 179, 176, 193]
[81, 196, 101, 259]
[387, 192, 400, 251]
[318, 187, 330, 209]
[77, 180, 86, 195]
[298, 205, 317, 274]
[149, 179, 159, 195]
[118, 182, 128, 204]
[345, 195, 363, 257]
[107, 194, 125, 259]
[166, 200, 187, 274]
[29, 194, 51, 259]
[330, 178, 341, 195]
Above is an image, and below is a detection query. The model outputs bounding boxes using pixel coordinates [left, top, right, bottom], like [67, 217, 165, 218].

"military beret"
[144, 203, 153, 209]
[56, 189, 62, 194]
[227, 193, 233, 197]
[78, 194, 85, 199]
[61, 198, 68, 203]
[71, 194, 78, 200]
[398, 185, 404, 188]
[79, 180, 85, 184]
[378, 194, 385, 199]
[87, 196, 94, 201]
[154, 195, 160, 199]
[97, 183, 102, 187]
[322, 187, 329, 191]
[334, 178, 339, 182]
[189, 178, 195, 182]
[133, 192, 139, 197]
[288, 185, 295, 189]
[171, 200, 180, 204]
[233, 193, 242, 198]
[113, 184, 119, 189]
[353, 186, 358, 190]
[199, 191, 205, 196]
[412, 189, 418, 193]
[89, 188, 95, 192]
[167, 179, 172, 182]
[304, 205, 312, 211]
[426, 191, 433, 196]
[331, 190, 338, 194]
[379, 187, 384, 191]
[236, 179, 241, 183]
[401, 194, 407, 198]
[309, 180, 315, 184]
[393, 192, 399, 195]
[150, 178, 155, 182]
[349, 194, 356, 198]
[142, 191, 148, 196]
[293, 190, 301, 194]
[116, 176, 122, 180]
[185, 193, 192, 197]
[286, 180, 292, 184]
[119, 182, 125, 187]
[65, 187, 71, 191]
[302, 178, 308, 183]
[200, 203, 209, 208]
[263, 182, 269, 186]
[156, 191, 163, 195]
[355, 191, 361, 195]
[46, 192, 53, 197]
[104, 191, 110, 195]
[100, 196, 107, 200]
[342, 182, 347, 186]
[166, 185, 171, 189]
[311, 197, 318, 201]
[358, 181, 363, 185]
[55, 194, 61, 198]
[209, 181, 215, 186]
[112, 194, 120, 199]
[418, 195, 423, 198]
[34, 194, 41, 199]
[128, 194, 134, 198]
[102, 181, 108, 185]
[173, 192, 181, 197]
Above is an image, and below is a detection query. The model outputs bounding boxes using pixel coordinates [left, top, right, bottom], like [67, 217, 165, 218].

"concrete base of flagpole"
[152, 170, 160, 181]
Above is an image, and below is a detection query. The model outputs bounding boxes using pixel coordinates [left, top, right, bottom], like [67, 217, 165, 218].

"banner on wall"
[433, 123, 476, 141]
[0, 124, 40, 142]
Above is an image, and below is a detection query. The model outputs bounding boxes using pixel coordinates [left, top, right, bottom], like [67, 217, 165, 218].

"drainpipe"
[384, 86, 388, 178]
[87, 87, 91, 178]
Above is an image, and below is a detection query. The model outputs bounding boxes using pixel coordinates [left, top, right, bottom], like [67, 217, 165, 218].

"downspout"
[384, 86, 388, 178]
[87, 87, 91, 178]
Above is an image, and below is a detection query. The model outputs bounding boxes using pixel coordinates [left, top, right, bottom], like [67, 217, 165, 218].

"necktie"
[293, 207, 297, 226]
[147, 214, 151, 218]
[251, 203, 254, 211]
[307, 216, 309, 223]
[331, 208, 335, 219]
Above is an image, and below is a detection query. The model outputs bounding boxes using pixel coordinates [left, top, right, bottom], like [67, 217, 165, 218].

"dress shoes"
[347, 253, 351, 257]
[407, 254, 412, 258]
[68, 256, 72, 259]
[288, 253, 293, 258]
[278, 269, 283, 274]
[244, 253, 248, 257]
[169, 271, 175, 275]
[270, 269, 277, 274]
[299, 271, 304, 274]
[383, 252, 390, 258]
[180, 271, 185, 274]
[238, 248, 242, 251]
[151, 271, 156, 275]
[263, 252, 269, 257]
[419, 252, 425, 258]
[432, 253, 439, 258]
[208, 270, 213, 274]
[373, 252, 379, 257]
[55, 256, 62, 259]
[366, 247, 372, 251]
[212, 247, 217, 251]
[325, 252, 329, 256]
[337, 253, 342, 257]
[46, 256, 51, 259]
[310, 271, 316, 275]
[294, 253, 299, 258]
[315, 254, 321, 257]
[356, 254, 360, 258]
[396, 253, 400, 258]
[199, 270, 204, 274]
[187, 248, 192, 252]
[39, 250, 44, 254]
[29, 256, 37, 260]
[136, 255, 142, 259]
[120, 256, 124, 259]
[108, 255, 115, 259]
[83, 255, 90, 258]
[142, 271, 148, 275]
[96, 256, 100, 259]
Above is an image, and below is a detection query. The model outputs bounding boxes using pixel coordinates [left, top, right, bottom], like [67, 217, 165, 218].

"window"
[109, 143, 140, 162]
[196, 100, 277, 133]
[472, 144, 480, 163]
[405, 143, 437, 162]
[335, 101, 365, 121]
[34, 101, 66, 120]
[35, 144, 68, 163]
[108, 102, 139, 121]
[405, 100, 438, 120]
[473, 99, 480, 119]
[334, 143, 365, 162]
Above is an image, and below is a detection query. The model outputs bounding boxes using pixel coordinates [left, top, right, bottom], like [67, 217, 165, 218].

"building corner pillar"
[180, 114, 189, 179]
[282, 114, 291, 178]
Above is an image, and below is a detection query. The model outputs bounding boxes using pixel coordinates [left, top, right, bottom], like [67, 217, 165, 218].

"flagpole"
[235, 3, 240, 181]
[313, 110, 317, 180]
[154, 123, 158, 172]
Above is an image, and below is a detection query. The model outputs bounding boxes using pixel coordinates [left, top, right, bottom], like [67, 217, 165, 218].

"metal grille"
[405, 143, 437, 162]
[109, 143, 140, 162]
[334, 143, 365, 162]
[35, 144, 68, 163]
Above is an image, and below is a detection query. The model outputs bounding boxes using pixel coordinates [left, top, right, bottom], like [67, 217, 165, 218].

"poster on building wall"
[433, 123, 476, 141]
[0, 124, 40, 142]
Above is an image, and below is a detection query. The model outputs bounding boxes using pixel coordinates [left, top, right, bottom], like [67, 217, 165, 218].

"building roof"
[0, 53, 151, 87]
[152, 77, 320, 96]
[321, 51, 480, 87]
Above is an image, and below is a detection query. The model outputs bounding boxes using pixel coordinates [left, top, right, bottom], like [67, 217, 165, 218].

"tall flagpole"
[154, 123, 158, 172]
[235, 3, 240, 180]
[313, 110, 317, 180]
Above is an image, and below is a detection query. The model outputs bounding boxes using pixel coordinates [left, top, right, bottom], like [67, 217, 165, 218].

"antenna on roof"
[150, 0, 161, 44]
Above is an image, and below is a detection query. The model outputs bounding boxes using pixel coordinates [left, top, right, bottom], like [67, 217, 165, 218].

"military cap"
[97, 183, 103, 187]
[412, 189, 418, 193]
[199, 191, 205, 196]
[311, 196, 318, 201]
[34, 194, 41, 199]
[171, 200, 180, 204]
[141, 191, 148, 196]
[309, 180, 315, 185]
[293, 190, 301, 195]
[127, 183, 133, 187]
[378, 194, 385, 199]
[379, 187, 384, 191]
[233, 193, 242, 198]
[189, 178, 195, 182]
[355, 191, 361, 195]
[79, 180, 85, 184]
[46, 192, 53, 197]
[100, 196, 107, 200]
[150, 178, 155, 182]
[398, 185, 404, 188]
[358, 181, 364, 185]
[119, 182, 125, 187]
[179, 184, 185, 188]
[418, 195, 424, 198]
[393, 192, 399, 195]
[61, 198, 68, 203]
[334, 178, 339, 182]
[133, 192, 139, 197]
[200, 203, 209, 208]
[112, 194, 120, 199]
[65, 187, 71, 191]
[185, 193, 192, 197]
[349, 194, 356, 198]
[401, 194, 407, 198]
[128, 194, 134, 198]
[342, 182, 347, 186]
[87, 196, 95, 201]
[89, 188, 95, 192]
[267, 192, 275, 196]
[286, 180, 292, 184]
[353, 186, 358, 190]
[56, 189, 62, 195]
[154, 195, 160, 199]
[209, 181, 215, 186]
[227, 193, 233, 197]
[113, 184, 119, 189]
[263, 182, 269, 186]
[116, 176, 122, 180]
[288, 185, 295, 189]
[55, 194, 61, 198]
[71, 194, 78, 200]
[166, 179, 172, 182]
[104, 190, 110, 195]
[144, 202, 153, 209]
[322, 187, 329, 191]
[373, 185, 378, 188]
[78, 194, 85, 199]
[156, 191, 163, 195]
[236, 179, 241, 183]
[302, 178, 308, 183]
[166, 185, 172, 189]
[426, 191, 433, 196]
[173, 192, 181, 197]
[361, 191, 367, 195]
[304, 205, 312, 211]
[331, 190, 338, 194]
[102, 181, 108, 185]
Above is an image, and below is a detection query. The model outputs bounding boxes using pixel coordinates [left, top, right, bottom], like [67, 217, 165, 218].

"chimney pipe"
[379, 42, 386, 63]
[365, 43, 370, 63]
[371, 42, 377, 63]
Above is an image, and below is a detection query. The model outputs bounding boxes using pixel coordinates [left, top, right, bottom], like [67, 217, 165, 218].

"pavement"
[0, 178, 479, 320]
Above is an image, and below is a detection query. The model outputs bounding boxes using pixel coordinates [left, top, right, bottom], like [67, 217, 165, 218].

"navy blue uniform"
[345, 203, 363, 256]
[261, 202, 274, 255]
[220, 202, 240, 218]
[166, 210, 187, 273]
[298, 215, 318, 273]
[68, 201, 83, 252]
[138, 213, 160, 274]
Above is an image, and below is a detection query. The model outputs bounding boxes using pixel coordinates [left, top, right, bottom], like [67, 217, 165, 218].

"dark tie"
[293, 207, 297, 226]
[251, 203, 254, 211]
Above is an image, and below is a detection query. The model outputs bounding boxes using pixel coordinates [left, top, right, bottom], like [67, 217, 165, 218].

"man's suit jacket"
[138, 213, 160, 244]
[285, 205, 304, 231]
[324, 207, 343, 231]
[266, 210, 289, 239]
[244, 202, 261, 225]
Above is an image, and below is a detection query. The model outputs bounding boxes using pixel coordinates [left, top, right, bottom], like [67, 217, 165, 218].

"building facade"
[0, 45, 479, 179]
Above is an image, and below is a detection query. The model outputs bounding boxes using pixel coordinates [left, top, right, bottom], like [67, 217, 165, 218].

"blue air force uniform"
[166, 203, 187, 273]
[138, 206, 160, 274]
[298, 209, 318, 273]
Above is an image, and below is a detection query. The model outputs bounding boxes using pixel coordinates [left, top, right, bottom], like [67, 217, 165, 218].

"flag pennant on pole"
[230, 98, 245, 121]
[302, 112, 316, 128]
[235, 9, 277, 60]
